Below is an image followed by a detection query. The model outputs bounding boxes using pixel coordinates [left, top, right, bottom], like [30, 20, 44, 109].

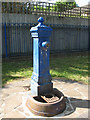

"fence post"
[88, 27, 90, 51]
[4, 23, 8, 57]
[80, 7, 81, 18]
[49, 3, 50, 15]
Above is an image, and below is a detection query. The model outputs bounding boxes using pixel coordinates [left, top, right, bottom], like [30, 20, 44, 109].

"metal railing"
[2, 2, 90, 19]
[2, 23, 89, 57]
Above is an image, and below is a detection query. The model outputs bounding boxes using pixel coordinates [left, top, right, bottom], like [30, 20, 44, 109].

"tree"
[53, 1, 77, 12]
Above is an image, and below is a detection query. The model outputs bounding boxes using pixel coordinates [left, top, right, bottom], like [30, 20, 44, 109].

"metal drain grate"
[41, 93, 59, 103]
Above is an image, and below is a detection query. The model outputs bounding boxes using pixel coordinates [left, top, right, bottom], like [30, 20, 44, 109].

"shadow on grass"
[2, 59, 33, 85]
[2, 55, 88, 86]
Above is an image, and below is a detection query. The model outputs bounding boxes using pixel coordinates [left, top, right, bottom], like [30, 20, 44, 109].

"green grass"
[2, 59, 33, 85]
[50, 55, 88, 84]
[2, 55, 88, 86]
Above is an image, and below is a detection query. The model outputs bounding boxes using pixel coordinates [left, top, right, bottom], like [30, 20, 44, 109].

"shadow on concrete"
[69, 97, 90, 109]
[60, 97, 90, 117]
[53, 79, 85, 85]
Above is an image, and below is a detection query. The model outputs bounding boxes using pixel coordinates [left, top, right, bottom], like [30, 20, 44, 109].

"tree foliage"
[53, 2, 77, 12]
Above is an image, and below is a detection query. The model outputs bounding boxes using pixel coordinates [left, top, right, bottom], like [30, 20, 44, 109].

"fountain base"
[26, 88, 66, 117]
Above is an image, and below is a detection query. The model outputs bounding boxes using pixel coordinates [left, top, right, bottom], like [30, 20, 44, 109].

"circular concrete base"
[26, 88, 66, 117]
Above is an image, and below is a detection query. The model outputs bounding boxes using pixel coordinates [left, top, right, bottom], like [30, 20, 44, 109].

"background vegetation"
[2, 1, 76, 13]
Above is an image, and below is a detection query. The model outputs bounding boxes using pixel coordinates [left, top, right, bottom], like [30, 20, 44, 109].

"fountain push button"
[42, 41, 49, 50]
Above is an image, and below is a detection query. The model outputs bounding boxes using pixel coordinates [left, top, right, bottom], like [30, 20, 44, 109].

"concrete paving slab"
[4, 110, 26, 118]
[3, 93, 22, 114]
[0, 79, 89, 119]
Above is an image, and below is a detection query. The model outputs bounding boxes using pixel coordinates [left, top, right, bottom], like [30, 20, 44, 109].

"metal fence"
[2, 2, 89, 57]
[2, 2, 90, 19]
[2, 23, 33, 57]
[2, 23, 89, 57]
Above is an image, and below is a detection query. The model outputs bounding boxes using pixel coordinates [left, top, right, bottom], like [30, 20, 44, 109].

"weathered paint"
[30, 17, 53, 95]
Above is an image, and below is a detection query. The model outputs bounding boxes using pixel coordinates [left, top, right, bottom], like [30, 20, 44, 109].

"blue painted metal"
[30, 17, 53, 95]
[4, 23, 8, 57]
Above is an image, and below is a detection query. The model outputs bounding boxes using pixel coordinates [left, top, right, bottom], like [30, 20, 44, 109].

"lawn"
[2, 54, 88, 86]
